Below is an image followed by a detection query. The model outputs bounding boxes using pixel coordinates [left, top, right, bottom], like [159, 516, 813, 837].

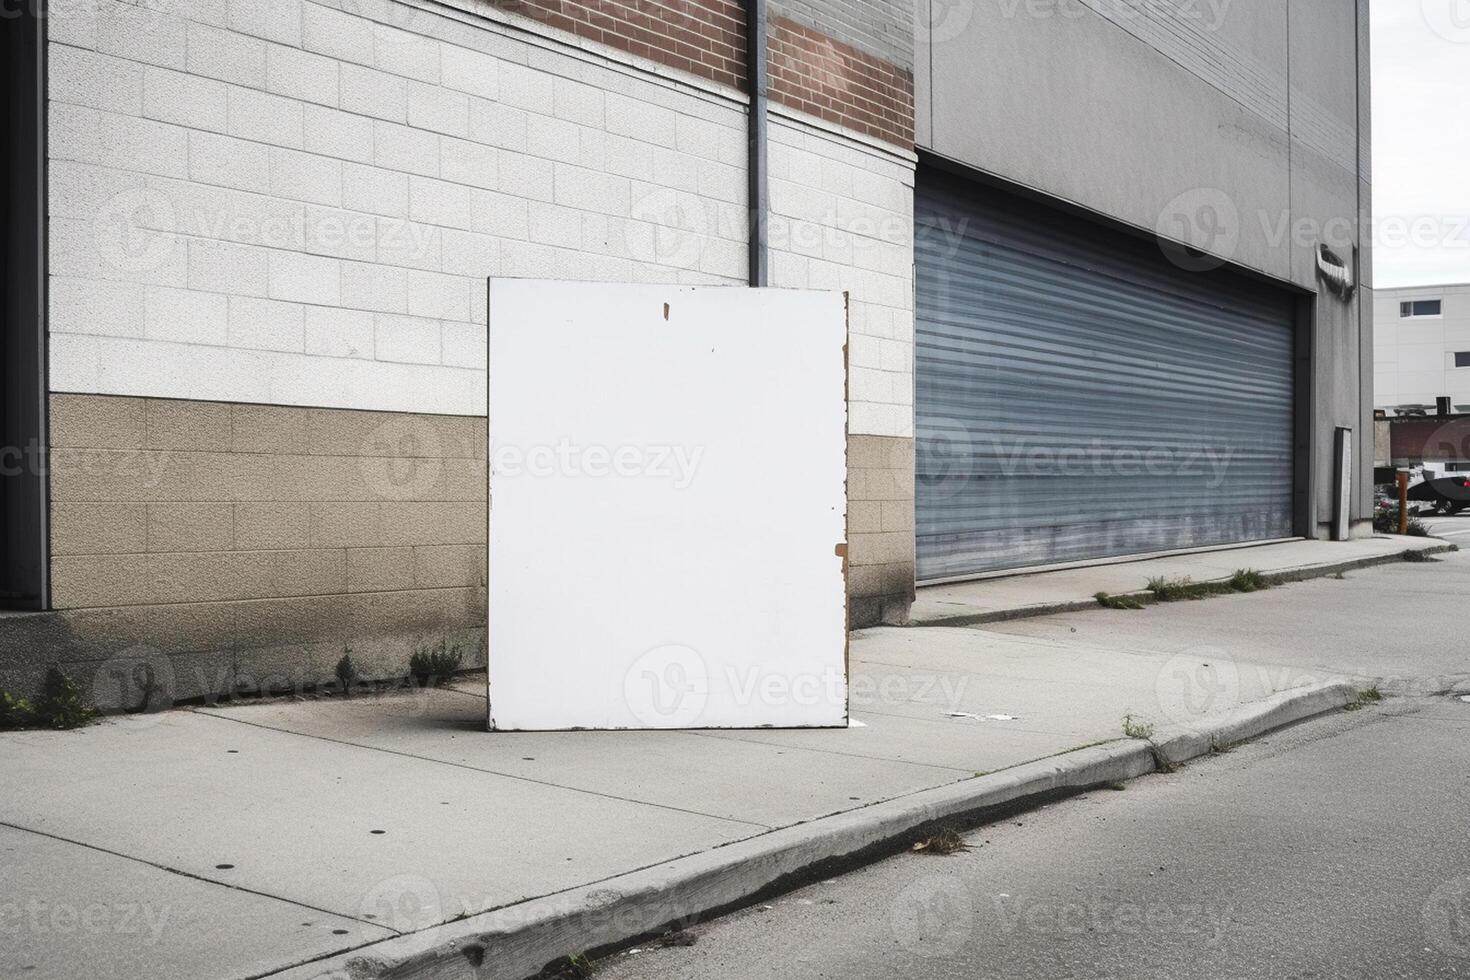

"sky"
[1371, 1, 1470, 288]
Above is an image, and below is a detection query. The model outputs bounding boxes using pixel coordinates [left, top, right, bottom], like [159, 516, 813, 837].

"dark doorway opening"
[1, 4, 47, 610]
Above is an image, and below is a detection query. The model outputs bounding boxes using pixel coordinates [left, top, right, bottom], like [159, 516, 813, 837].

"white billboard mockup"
[487, 280, 849, 730]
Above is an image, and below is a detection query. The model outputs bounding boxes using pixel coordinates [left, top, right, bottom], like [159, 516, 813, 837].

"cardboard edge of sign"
[482, 279, 851, 733]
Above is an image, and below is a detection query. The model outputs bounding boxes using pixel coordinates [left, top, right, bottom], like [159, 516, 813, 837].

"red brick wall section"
[490, 0, 914, 148]
[491, 0, 746, 90]
[768, 16, 913, 148]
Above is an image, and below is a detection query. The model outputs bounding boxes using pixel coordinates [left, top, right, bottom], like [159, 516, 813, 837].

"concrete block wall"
[769, 0, 913, 616]
[38, 0, 920, 695]
[844, 434, 915, 624]
[49, 395, 487, 609]
[767, 120, 917, 622]
[37, 393, 486, 702]
[48, 0, 761, 416]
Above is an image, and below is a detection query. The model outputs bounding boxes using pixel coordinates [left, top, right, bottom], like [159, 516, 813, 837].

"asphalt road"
[597, 697, 1470, 980]
[1423, 511, 1470, 541]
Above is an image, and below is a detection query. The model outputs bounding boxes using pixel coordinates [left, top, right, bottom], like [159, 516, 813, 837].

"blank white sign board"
[487, 281, 848, 730]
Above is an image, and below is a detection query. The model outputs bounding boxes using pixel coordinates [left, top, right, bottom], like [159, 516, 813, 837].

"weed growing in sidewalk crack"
[1, 668, 96, 731]
[539, 952, 593, 979]
[409, 638, 465, 686]
[912, 828, 972, 855]
[1346, 687, 1384, 711]
[35, 668, 95, 729]
[334, 650, 357, 696]
[0, 690, 37, 729]
[1061, 739, 1113, 754]
[1121, 713, 1156, 741]
[1146, 576, 1211, 601]
[1122, 713, 1180, 773]
[1401, 549, 1440, 563]
[1146, 569, 1279, 604]
[1150, 748, 1181, 773]
[1095, 591, 1145, 610]
[1228, 568, 1274, 593]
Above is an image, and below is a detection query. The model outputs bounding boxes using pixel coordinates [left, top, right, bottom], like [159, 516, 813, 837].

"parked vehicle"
[1407, 475, 1470, 515]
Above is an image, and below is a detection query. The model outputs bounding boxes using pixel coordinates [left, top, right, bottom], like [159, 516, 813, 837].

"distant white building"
[1374, 284, 1470, 414]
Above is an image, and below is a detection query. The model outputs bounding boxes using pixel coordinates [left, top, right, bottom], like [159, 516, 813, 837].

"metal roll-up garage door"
[915, 170, 1297, 582]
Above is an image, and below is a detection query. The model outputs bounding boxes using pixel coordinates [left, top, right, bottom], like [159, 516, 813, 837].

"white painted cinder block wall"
[47, 0, 916, 439]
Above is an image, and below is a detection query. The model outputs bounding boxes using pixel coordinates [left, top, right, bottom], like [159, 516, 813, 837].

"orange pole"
[1398, 471, 1410, 535]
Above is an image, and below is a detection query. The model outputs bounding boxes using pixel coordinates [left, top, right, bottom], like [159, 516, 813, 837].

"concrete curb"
[1150, 681, 1359, 764]
[272, 681, 1361, 980]
[912, 542, 1457, 628]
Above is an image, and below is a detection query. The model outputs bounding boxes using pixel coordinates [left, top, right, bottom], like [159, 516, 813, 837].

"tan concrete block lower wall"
[33, 393, 487, 706]
[847, 433, 917, 627]
[10, 398, 915, 704]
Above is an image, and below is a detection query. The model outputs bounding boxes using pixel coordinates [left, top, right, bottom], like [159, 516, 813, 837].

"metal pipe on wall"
[1397, 470, 1410, 536]
[746, 0, 769, 287]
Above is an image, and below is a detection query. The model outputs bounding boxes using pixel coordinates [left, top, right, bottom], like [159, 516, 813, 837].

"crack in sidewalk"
[0, 819, 392, 936]
[191, 709, 776, 831]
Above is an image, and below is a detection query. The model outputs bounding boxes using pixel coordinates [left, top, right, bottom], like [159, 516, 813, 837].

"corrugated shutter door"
[915, 171, 1296, 582]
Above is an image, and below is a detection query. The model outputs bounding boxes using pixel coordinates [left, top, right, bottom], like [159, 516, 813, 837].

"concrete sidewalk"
[1, 545, 1462, 980]
[911, 534, 1446, 625]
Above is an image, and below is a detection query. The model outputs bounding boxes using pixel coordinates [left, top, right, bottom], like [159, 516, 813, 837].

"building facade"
[0, 0, 1372, 702]
[1373, 283, 1470, 414]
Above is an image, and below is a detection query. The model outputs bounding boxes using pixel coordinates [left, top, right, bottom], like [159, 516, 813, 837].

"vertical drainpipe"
[37, 8, 51, 609]
[746, 0, 769, 287]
